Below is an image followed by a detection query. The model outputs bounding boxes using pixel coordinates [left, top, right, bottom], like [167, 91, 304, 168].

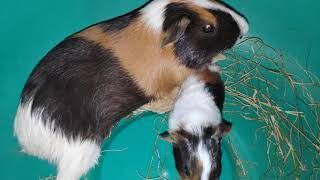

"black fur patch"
[205, 81, 225, 112]
[203, 126, 222, 179]
[21, 37, 149, 142]
[207, 9, 241, 50]
[215, 0, 249, 24]
[163, 3, 199, 32]
[100, 10, 141, 32]
[100, 0, 154, 32]
[164, 2, 241, 69]
[172, 129, 199, 178]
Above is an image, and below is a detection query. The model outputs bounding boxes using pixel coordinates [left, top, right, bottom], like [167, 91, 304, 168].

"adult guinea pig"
[14, 0, 248, 179]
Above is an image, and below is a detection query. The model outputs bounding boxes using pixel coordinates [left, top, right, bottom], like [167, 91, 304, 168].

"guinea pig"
[14, 0, 247, 179]
[160, 71, 231, 180]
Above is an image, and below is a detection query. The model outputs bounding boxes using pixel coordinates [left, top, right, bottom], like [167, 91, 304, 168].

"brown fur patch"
[196, 69, 221, 85]
[107, 20, 194, 98]
[73, 26, 112, 49]
[189, 5, 217, 26]
[171, 0, 217, 26]
[179, 158, 203, 180]
[191, 159, 203, 180]
[74, 19, 194, 99]
[142, 86, 180, 113]
[142, 70, 223, 113]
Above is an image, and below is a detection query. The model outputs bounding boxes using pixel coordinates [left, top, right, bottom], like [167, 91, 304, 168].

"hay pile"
[222, 37, 319, 178]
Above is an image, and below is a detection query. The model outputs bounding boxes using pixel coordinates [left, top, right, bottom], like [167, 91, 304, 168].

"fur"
[191, 0, 249, 35]
[140, 0, 170, 31]
[14, 100, 100, 180]
[161, 72, 228, 180]
[197, 141, 211, 180]
[169, 75, 222, 134]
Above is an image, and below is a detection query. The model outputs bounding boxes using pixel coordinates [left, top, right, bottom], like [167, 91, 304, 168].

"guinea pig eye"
[203, 24, 215, 33]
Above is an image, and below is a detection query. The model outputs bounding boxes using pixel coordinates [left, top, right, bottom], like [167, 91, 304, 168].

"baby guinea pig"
[161, 71, 231, 180]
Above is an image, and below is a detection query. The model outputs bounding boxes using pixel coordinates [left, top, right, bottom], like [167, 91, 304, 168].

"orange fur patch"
[178, 158, 203, 180]
[107, 20, 194, 98]
[171, 0, 217, 26]
[196, 69, 221, 85]
[143, 70, 223, 113]
[190, 5, 217, 26]
[73, 19, 194, 99]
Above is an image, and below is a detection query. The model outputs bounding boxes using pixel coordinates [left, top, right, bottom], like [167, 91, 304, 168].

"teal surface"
[0, 0, 319, 179]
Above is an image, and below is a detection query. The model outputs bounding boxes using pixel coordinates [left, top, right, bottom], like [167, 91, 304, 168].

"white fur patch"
[14, 100, 100, 180]
[197, 141, 212, 180]
[140, 0, 170, 31]
[192, 0, 249, 36]
[169, 75, 222, 134]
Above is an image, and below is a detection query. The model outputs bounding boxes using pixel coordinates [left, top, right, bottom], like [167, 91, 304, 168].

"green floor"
[0, 0, 319, 179]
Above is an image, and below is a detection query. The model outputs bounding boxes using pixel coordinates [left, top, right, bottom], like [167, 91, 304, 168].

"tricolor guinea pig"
[14, 0, 247, 179]
[160, 72, 231, 180]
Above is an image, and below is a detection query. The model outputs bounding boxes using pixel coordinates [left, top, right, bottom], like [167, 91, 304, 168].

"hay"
[39, 175, 56, 180]
[223, 37, 320, 178]
[137, 114, 170, 180]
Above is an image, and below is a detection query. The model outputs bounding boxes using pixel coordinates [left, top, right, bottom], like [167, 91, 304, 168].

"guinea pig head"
[160, 119, 232, 180]
[160, 0, 249, 69]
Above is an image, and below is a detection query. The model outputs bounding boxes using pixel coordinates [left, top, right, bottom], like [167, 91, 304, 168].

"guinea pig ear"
[159, 130, 180, 143]
[215, 119, 232, 137]
[161, 17, 190, 47]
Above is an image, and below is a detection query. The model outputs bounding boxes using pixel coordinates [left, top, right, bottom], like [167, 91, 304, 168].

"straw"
[222, 37, 319, 178]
